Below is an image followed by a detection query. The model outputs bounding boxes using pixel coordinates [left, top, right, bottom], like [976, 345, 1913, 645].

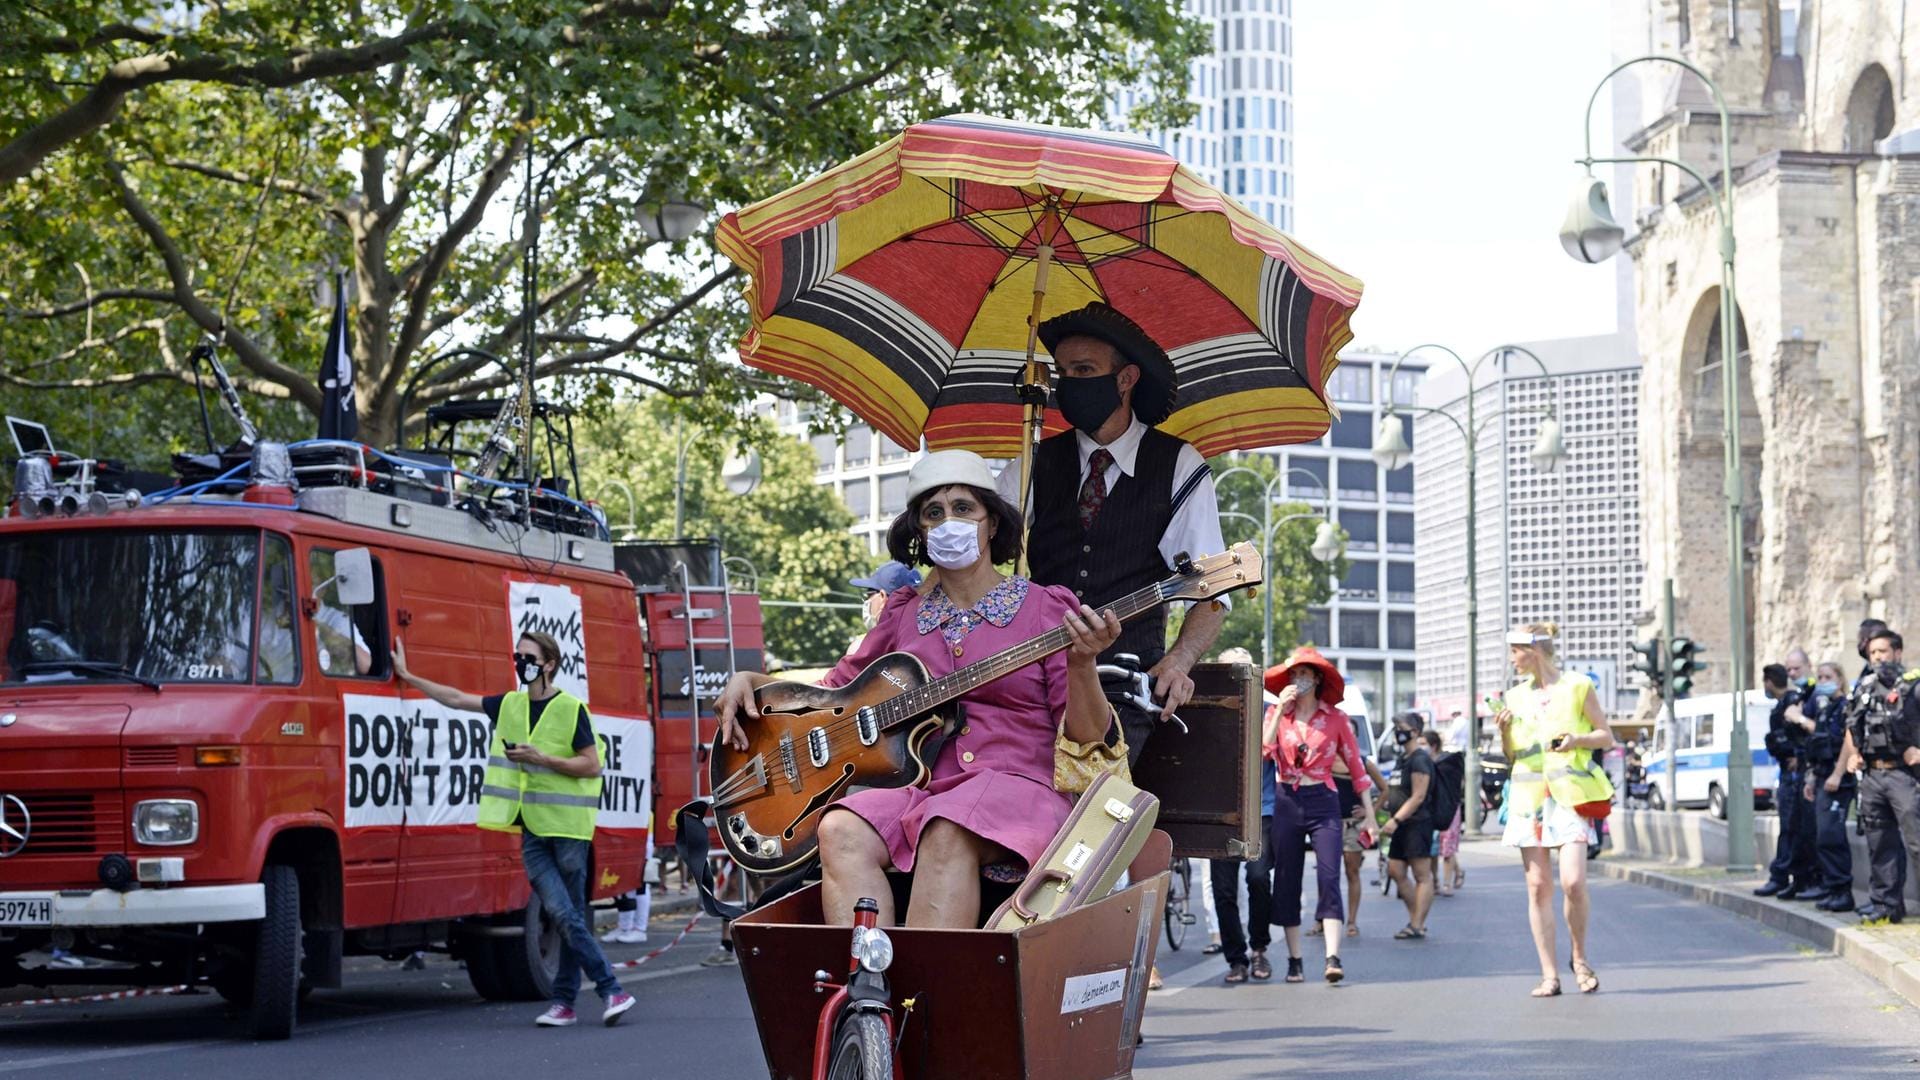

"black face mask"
[1053, 372, 1123, 434]
[1394, 728, 1413, 746]
[515, 655, 545, 685]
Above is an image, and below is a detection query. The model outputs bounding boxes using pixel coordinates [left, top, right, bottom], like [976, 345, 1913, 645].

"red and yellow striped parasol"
[717, 114, 1364, 459]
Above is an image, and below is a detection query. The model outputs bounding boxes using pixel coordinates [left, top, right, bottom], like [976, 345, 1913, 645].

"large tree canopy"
[1, 1, 1207, 467]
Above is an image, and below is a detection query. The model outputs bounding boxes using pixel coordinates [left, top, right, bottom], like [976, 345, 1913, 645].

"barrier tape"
[609, 914, 703, 970]
[1, 984, 191, 1009]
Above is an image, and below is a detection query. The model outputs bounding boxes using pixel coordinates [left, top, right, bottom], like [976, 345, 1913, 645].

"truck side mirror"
[316, 547, 376, 607]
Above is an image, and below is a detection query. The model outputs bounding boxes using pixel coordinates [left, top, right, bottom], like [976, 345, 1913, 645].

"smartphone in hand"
[503, 740, 518, 750]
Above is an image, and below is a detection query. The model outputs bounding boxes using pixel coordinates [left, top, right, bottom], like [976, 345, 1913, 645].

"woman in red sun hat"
[1264, 647, 1376, 984]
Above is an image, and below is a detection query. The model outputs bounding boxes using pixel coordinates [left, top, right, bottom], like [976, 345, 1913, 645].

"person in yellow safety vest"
[392, 631, 636, 1028]
[1491, 621, 1617, 999]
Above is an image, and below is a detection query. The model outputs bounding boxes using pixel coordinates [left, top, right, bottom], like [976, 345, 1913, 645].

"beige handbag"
[1054, 704, 1131, 793]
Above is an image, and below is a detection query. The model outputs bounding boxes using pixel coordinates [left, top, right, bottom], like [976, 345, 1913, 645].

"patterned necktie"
[1079, 448, 1114, 530]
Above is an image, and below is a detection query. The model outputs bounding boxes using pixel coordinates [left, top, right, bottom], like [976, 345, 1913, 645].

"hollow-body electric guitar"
[708, 544, 1264, 874]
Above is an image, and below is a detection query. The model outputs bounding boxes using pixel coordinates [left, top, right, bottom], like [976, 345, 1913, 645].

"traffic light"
[1629, 638, 1665, 695]
[1670, 637, 1705, 698]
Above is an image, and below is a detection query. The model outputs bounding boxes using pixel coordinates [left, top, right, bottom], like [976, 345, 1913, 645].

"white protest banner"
[507, 580, 588, 700]
[344, 692, 652, 832]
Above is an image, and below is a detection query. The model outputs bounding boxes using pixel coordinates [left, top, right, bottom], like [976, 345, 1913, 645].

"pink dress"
[821, 576, 1079, 873]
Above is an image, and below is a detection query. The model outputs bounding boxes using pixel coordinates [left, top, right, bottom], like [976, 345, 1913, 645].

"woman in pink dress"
[715, 450, 1124, 928]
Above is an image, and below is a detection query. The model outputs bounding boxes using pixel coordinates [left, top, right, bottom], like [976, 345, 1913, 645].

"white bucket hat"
[905, 449, 997, 504]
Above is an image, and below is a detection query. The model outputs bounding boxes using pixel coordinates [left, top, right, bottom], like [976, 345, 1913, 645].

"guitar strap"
[674, 800, 819, 921]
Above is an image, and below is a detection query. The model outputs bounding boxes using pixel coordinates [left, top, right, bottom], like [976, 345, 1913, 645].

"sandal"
[1570, 958, 1600, 994]
[1323, 955, 1344, 984]
[1224, 962, 1249, 984]
[1147, 966, 1164, 991]
[1202, 942, 1224, 955]
[1346, 923, 1360, 938]
[1250, 952, 1273, 981]
[1393, 925, 1426, 940]
[1532, 977, 1562, 998]
[1284, 957, 1305, 983]
[1304, 922, 1324, 937]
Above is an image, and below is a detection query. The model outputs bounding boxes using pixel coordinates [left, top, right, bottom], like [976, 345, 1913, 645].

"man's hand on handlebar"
[1146, 654, 1197, 717]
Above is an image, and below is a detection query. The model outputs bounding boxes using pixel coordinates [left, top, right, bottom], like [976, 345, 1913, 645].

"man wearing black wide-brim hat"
[995, 301, 1229, 764]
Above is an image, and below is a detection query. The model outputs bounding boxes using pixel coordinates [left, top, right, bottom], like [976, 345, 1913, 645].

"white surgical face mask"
[924, 518, 983, 571]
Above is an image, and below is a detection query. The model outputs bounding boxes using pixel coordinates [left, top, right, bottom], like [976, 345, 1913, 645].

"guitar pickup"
[807, 726, 830, 768]
[855, 707, 880, 747]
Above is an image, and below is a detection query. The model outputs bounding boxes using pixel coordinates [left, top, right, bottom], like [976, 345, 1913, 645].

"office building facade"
[1411, 335, 1644, 722]
[1109, 0, 1295, 231]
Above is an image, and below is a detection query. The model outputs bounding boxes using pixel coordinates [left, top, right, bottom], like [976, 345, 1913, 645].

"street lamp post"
[1373, 344, 1567, 834]
[1216, 463, 1343, 669]
[1560, 55, 1754, 868]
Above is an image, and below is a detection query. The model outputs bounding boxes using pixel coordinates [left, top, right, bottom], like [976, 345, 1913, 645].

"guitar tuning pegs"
[1246, 586, 1259, 600]
[1174, 552, 1197, 576]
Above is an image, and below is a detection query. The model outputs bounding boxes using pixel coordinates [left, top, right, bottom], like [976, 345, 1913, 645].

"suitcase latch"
[1103, 798, 1134, 824]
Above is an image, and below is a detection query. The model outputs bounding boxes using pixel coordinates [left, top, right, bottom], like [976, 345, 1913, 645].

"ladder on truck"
[668, 559, 742, 902]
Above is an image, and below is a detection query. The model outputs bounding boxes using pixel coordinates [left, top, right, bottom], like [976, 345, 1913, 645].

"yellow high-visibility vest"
[477, 691, 600, 840]
[1507, 676, 1614, 815]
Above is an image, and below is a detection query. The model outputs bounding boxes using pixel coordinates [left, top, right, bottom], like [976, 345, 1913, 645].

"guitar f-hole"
[783, 763, 856, 840]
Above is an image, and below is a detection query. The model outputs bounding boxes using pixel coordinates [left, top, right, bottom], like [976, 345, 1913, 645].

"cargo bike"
[693, 598, 1266, 1080]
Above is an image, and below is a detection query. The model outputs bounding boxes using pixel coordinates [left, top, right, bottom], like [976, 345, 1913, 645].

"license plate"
[0, 896, 52, 927]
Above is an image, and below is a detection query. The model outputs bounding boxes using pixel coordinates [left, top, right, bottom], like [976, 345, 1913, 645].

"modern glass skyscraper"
[1108, 0, 1295, 232]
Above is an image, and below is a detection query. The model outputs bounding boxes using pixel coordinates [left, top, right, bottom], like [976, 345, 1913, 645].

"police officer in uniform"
[1801, 661, 1857, 911]
[996, 302, 1228, 764]
[1836, 628, 1920, 923]
[1756, 661, 1818, 898]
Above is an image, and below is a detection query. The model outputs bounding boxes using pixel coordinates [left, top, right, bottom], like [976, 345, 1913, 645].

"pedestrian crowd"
[1753, 618, 1920, 925]
[1190, 622, 1615, 999]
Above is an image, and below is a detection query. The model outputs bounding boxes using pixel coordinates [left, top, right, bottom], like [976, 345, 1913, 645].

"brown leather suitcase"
[985, 772, 1160, 931]
[1129, 660, 1263, 860]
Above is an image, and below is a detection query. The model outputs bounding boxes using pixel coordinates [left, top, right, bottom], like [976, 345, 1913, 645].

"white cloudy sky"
[1293, 0, 1622, 358]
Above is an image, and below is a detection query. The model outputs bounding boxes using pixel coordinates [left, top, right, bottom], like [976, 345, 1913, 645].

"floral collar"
[916, 576, 1028, 647]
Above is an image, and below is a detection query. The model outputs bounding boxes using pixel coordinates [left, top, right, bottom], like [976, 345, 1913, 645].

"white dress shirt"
[995, 417, 1231, 610]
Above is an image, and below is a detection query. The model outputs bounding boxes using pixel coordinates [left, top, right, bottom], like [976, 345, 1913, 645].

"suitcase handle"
[1009, 868, 1073, 922]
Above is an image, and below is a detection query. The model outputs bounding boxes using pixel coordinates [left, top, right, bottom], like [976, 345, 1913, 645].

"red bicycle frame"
[808, 899, 903, 1080]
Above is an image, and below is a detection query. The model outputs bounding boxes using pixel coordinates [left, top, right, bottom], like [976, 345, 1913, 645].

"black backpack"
[1427, 751, 1464, 828]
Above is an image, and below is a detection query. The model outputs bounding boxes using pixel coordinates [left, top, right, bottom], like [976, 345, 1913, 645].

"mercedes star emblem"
[0, 795, 28, 858]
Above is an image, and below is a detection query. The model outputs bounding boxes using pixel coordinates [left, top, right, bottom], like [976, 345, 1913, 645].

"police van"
[1642, 690, 1778, 818]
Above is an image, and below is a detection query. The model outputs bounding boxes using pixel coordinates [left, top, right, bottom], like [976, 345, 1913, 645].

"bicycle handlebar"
[1094, 664, 1189, 735]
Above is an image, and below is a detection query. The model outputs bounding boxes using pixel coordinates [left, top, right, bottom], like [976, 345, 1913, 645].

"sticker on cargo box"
[1060, 968, 1127, 1014]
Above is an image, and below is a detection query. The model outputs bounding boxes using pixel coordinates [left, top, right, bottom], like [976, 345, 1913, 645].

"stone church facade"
[1619, 0, 1920, 688]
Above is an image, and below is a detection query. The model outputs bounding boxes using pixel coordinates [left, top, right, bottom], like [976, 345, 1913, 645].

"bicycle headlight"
[852, 926, 894, 973]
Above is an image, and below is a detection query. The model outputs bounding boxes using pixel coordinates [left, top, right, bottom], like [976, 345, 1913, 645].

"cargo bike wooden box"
[729, 662, 1263, 1080]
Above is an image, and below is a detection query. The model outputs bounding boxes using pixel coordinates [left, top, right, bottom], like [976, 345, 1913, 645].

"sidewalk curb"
[1593, 860, 1920, 1008]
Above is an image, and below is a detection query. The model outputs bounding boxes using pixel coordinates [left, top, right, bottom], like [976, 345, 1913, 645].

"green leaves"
[2, 0, 1207, 458]
[575, 396, 869, 666]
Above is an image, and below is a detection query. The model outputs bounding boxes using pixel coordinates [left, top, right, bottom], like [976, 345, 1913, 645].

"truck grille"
[16, 792, 122, 855]
[124, 745, 180, 767]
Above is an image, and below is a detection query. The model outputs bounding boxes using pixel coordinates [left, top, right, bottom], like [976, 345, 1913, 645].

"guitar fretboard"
[871, 578, 1173, 729]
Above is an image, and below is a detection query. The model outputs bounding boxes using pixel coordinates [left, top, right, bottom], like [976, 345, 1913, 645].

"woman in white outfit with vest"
[1494, 622, 1616, 998]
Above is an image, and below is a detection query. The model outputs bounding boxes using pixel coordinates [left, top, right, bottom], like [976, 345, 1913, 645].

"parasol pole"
[1013, 240, 1056, 576]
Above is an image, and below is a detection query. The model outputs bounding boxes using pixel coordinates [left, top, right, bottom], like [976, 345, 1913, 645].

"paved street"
[4, 843, 1918, 1078]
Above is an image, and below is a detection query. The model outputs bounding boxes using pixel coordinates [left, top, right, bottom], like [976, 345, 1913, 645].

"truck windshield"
[0, 529, 259, 685]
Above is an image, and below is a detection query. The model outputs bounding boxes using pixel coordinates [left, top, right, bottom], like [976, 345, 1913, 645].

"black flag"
[318, 272, 358, 440]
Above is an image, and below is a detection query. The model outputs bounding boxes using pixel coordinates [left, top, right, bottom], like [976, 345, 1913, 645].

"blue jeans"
[520, 832, 623, 1006]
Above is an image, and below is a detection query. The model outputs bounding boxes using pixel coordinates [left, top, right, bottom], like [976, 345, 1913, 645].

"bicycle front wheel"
[828, 1011, 892, 1080]
[1163, 858, 1191, 951]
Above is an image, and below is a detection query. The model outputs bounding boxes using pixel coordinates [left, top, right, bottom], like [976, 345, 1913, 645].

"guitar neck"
[873, 579, 1171, 730]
